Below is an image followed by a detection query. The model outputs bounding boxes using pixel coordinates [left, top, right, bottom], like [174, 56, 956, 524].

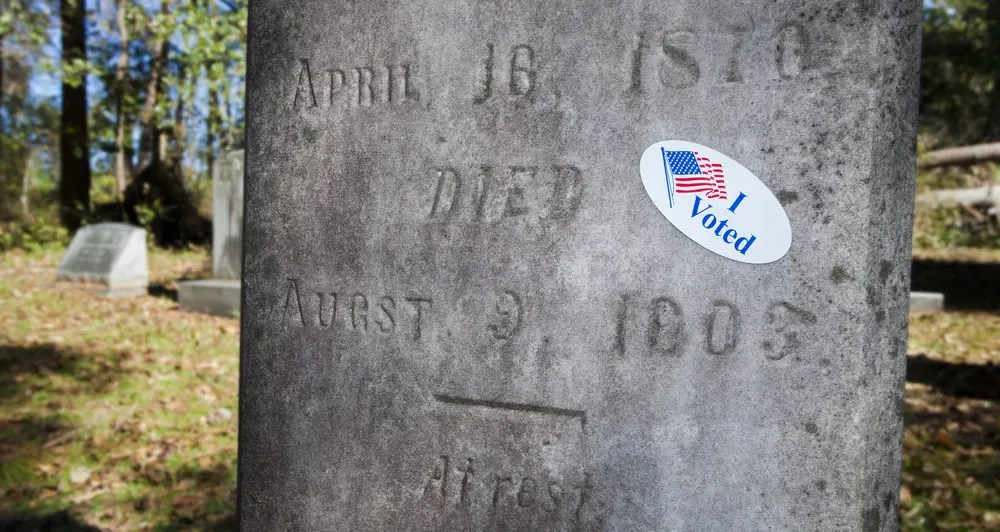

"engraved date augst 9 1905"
[280, 281, 818, 362]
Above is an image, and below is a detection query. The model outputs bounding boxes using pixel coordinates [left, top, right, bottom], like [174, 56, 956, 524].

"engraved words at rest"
[423, 454, 590, 523]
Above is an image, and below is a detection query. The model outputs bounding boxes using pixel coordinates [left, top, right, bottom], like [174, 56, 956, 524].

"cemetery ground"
[0, 246, 995, 531]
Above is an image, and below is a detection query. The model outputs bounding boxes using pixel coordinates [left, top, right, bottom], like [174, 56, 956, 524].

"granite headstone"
[57, 223, 148, 297]
[178, 150, 244, 316]
[239, 1, 921, 530]
[212, 149, 245, 280]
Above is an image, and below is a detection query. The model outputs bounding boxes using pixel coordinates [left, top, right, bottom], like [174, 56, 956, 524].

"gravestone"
[178, 150, 244, 317]
[212, 149, 245, 280]
[239, 1, 921, 530]
[909, 291, 944, 313]
[57, 223, 148, 297]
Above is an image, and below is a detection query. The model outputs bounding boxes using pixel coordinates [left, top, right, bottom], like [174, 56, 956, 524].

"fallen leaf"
[207, 407, 232, 425]
[69, 465, 91, 485]
[900, 485, 912, 505]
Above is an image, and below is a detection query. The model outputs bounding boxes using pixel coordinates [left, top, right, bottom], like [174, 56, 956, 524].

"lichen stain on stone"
[830, 266, 850, 284]
[878, 260, 893, 283]
[776, 190, 800, 204]
[862, 505, 881, 532]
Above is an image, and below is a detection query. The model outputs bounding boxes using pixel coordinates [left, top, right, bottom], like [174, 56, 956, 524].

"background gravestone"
[239, 1, 921, 530]
[178, 150, 243, 317]
[57, 223, 148, 297]
[212, 149, 244, 280]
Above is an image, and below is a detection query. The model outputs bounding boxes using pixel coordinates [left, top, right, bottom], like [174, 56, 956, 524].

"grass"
[914, 246, 1000, 264]
[0, 246, 236, 530]
[0, 245, 997, 530]
[904, 310, 1000, 530]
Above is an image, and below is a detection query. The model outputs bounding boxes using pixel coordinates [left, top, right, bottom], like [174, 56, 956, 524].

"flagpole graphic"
[661, 147, 675, 208]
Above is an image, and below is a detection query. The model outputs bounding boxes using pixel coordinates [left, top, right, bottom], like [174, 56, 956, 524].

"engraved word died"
[639, 140, 791, 264]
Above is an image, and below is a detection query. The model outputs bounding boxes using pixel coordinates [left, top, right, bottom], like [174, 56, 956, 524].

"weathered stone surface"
[178, 279, 241, 317]
[57, 223, 148, 297]
[239, 1, 921, 530]
[909, 291, 944, 313]
[213, 150, 244, 280]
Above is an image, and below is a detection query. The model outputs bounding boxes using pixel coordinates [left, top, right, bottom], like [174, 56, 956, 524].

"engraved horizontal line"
[432, 393, 586, 428]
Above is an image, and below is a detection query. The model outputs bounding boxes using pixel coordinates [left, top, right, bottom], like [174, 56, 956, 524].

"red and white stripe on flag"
[674, 153, 728, 200]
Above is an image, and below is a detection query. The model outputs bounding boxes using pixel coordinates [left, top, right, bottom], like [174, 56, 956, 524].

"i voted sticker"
[640, 140, 791, 264]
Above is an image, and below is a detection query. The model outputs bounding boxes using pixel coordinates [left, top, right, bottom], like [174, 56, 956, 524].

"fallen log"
[918, 142, 1000, 169]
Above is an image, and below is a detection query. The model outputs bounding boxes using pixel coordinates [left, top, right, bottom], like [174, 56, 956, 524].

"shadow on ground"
[0, 342, 235, 530]
[911, 259, 1000, 310]
[147, 268, 219, 302]
[0, 342, 128, 402]
[147, 284, 179, 301]
[902, 348, 999, 529]
[0, 342, 133, 529]
[907, 354, 1000, 401]
[164, 510, 237, 531]
[0, 510, 102, 531]
[0, 342, 128, 461]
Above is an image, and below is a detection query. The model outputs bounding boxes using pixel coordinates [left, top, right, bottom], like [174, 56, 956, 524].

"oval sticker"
[640, 140, 791, 264]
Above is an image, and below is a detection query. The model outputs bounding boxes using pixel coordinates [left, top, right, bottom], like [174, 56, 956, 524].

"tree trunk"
[2, 38, 33, 222]
[215, 81, 231, 148]
[59, 0, 91, 232]
[1, 31, 4, 121]
[20, 162, 31, 219]
[113, 0, 130, 199]
[135, 18, 167, 173]
[206, 84, 219, 182]
[173, 62, 186, 166]
[121, 6, 209, 247]
[1, 35, 5, 167]
[986, 0, 1000, 141]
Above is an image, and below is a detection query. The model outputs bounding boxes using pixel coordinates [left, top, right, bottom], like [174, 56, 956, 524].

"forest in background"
[0, 0, 998, 248]
[0, 0, 245, 247]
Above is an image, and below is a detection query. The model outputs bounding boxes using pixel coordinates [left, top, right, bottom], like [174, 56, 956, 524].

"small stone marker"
[177, 279, 242, 317]
[57, 223, 148, 297]
[909, 291, 945, 313]
[178, 150, 243, 317]
[239, 1, 921, 530]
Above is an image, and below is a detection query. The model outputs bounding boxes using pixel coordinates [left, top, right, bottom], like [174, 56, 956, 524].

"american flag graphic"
[662, 150, 728, 202]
